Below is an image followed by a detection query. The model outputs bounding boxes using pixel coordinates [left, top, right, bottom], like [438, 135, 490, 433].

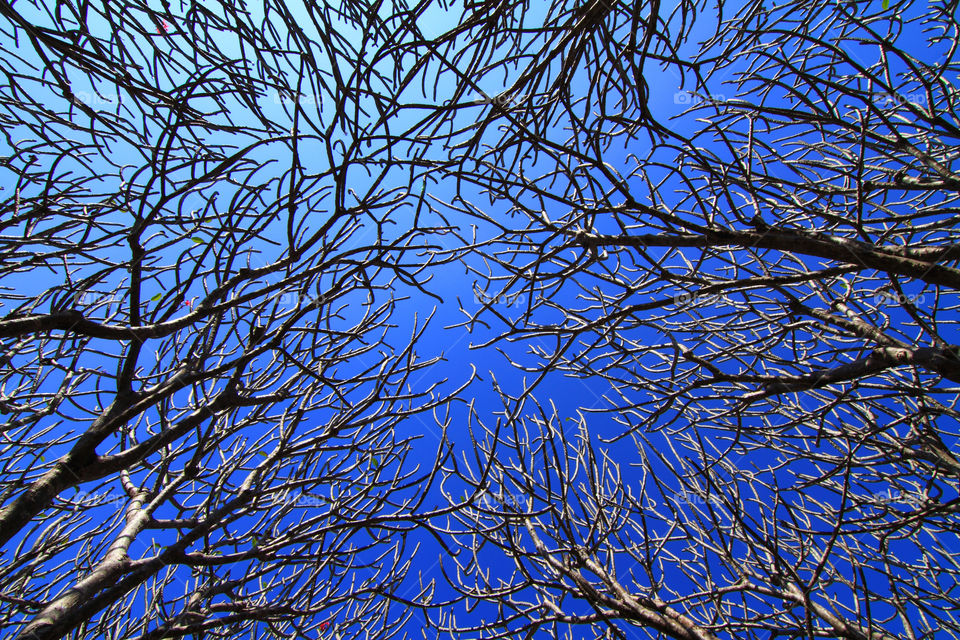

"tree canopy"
[0, 0, 958, 639]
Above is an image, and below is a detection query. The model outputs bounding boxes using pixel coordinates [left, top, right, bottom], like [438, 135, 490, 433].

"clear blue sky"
[1, 0, 949, 638]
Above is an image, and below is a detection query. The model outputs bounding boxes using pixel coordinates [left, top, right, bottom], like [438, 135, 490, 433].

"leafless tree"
[419, 0, 960, 638]
[0, 1, 466, 638]
[4, 0, 960, 638]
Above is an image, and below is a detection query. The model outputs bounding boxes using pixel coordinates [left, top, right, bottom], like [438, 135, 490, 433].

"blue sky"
[1, 0, 957, 638]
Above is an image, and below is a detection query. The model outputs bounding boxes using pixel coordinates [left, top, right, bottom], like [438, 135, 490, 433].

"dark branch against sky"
[0, 0, 958, 639]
